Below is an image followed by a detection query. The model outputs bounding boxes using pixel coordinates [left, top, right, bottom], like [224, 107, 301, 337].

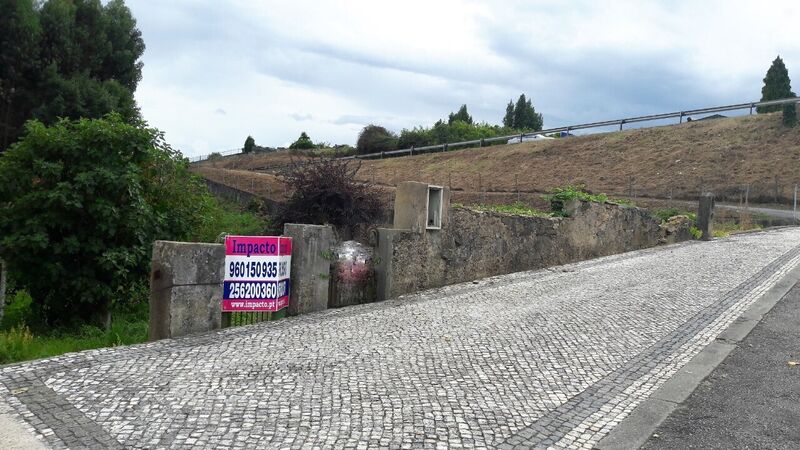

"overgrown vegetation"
[276, 158, 385, 233]
[0, 292, 149, 364]
[0, 114, 266, 329]
[652, 208, 697, 222]
[454, 202, 551, 217]
[545, 185, 610, 216]
[397, 120, 516, 150]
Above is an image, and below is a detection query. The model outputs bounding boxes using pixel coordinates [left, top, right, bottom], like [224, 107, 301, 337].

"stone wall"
[203, 178, 280, 214]
[376, 200, 662, 300]
[149, 241, 225, 341]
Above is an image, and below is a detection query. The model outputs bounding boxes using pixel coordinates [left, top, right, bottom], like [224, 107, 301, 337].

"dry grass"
[194, 113, 800, 205]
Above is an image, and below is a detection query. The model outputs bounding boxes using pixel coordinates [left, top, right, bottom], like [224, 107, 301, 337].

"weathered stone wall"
[149, 241, 226, 341]
[376, 200, 662, 300]
[203, 178, 280, 214]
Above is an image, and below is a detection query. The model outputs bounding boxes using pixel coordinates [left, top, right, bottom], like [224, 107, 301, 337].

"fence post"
[794, 184, 797, 223]
[480, 138, 484, 148]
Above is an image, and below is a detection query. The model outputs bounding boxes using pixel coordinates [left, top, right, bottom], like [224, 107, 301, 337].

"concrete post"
[697, 194, 715, 241]
[283, 224, 337, 316]
[149, 241, 226, 341]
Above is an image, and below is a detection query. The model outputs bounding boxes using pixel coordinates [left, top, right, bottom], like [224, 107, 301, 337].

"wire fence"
[189, 97, 800, 163]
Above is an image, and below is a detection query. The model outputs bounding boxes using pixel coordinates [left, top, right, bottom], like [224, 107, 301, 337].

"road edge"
[595, 259, 800, 450]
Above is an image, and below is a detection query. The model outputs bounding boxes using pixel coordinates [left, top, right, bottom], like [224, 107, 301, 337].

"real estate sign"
[222, 236, 292, 312]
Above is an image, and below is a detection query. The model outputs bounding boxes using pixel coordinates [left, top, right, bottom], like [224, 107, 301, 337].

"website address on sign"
[221, 297, 288, 312]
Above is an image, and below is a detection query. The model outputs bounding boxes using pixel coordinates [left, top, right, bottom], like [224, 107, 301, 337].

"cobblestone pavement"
[3, 228, 800, 449]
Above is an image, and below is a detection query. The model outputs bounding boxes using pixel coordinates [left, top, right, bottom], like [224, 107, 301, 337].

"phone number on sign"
[228, 261, 288, 279]
[224, 280, 289, 300]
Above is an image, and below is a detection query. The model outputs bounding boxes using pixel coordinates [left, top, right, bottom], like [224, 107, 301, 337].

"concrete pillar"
[0, 259, 6, 323]
[283, 224, 337, 316]
[697, 194, 715, 241]
[149, 241, 225, 341]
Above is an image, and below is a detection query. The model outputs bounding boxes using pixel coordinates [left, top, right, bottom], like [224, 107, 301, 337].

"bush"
[357, 125, 398, 154]
[276, 158, 384, 233]
[0, 114, 212, 327]
[397, 121, 515, 149]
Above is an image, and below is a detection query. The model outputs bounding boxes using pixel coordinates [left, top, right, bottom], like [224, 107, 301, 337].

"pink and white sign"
[222, 236, 292, 312]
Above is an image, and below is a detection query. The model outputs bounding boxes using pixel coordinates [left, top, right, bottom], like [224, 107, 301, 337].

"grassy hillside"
[193, 112, 800, 205]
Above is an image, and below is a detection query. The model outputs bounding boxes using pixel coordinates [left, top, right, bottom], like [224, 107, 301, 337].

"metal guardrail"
[190, 97, 800, 163]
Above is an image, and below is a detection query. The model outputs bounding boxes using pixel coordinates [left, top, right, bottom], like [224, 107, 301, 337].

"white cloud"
[126, 0, 800, 157]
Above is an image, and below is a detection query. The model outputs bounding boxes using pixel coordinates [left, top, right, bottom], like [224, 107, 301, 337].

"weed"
[689, 226, 702, 239]
[653, 208, 697, 223]
[545, 185, 609, 216]
[466, 202, 552, 218]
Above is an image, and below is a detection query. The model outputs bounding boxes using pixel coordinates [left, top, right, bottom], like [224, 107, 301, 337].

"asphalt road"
[642, 282, 800, 449]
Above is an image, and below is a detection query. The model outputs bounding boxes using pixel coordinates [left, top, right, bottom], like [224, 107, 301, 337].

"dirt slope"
[193, 112, 800, 205]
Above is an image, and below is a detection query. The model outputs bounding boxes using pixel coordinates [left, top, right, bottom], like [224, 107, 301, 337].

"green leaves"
[0, 115, 207, 327]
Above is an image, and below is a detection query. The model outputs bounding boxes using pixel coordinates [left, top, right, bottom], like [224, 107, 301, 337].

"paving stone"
[2, 229, 800, 448]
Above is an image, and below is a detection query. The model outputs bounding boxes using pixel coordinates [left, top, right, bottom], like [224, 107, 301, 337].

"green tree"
[0, 0, 41, 149]
[758, 56, 795, 113]
[356, 125, 398, 154]
[243, 135, 255, 153]
[0, 114, 206, 327]
[448, 104, 473, 125]
[511, 93, 544, 131]
[289, 131, 315, 149]
[502, 100, 514, 128]
[0, 0, 145, 150]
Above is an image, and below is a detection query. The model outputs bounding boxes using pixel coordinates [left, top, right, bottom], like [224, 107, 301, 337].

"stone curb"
[595, 256, 800, 450]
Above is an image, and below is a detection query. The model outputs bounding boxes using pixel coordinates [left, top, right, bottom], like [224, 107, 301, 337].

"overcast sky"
[126, 0, 800, 157]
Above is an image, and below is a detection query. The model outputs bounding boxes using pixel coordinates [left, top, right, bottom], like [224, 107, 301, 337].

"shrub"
[0, 114, 212, 327]
[356, 125, 398, 154]
[276, 158, 384, 233]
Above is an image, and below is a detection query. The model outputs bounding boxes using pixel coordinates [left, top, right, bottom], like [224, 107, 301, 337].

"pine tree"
[758, 56, 795, 113]
[243, 135, 255, 153]
[448, 104, 473, 124]
[503, 100, 514, 128]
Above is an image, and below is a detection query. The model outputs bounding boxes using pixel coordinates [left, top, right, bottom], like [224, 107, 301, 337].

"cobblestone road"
[3, 228, 800, 449]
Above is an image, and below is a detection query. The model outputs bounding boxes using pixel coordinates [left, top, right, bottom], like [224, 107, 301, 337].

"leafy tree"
[276, 158, 384, 234]
[289, 131, 315, 149]
[356, 125, 398, 154]
[758, 56, 795, 113]
[448, 104, 473, 125]
[502, 100, 514, 128]
[511, 93, 543, 131]
[243, 135, 255, 153]
[0, 0, 145, 150]
[0, 114, 208, 327]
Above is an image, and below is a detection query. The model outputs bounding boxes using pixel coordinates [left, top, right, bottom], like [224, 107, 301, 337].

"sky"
[126, 0, 800, 158]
